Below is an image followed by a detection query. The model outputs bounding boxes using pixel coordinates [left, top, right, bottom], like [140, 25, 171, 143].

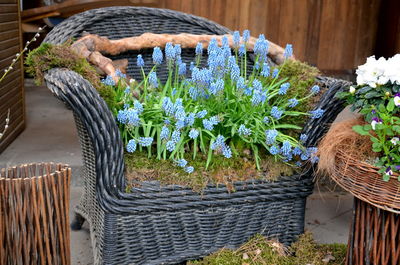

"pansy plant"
[337, 54, 400, 181]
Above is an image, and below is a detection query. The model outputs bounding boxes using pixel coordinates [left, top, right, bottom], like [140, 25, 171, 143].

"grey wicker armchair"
[43, 6, 350, 265]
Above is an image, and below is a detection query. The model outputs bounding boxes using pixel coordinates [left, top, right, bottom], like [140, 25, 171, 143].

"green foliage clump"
[25, 42, 116, 108]
[188, 232, 346, 265]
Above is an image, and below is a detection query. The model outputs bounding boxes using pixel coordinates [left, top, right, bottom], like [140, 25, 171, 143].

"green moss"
[25, 42, 116, 109]
[188, 232, 347, 265]
[125, 151, 296, 192]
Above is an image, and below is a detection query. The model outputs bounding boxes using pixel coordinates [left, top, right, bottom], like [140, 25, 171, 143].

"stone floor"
[0, 80, 358, 264]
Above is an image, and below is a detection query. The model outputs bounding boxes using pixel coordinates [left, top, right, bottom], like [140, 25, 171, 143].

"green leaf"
[365, 91, 381, 99]
[383, 174, 390, 182]
[273, 124, 302, 130]
[370, 137, 380, 143]
[378, 103, 386, 113]
[352, 125, 369, 136]
[387, 98, 395, 112]
[372, 142, 382, 149]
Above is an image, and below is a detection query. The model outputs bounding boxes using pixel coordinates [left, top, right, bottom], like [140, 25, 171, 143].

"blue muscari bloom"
[160, 126, 169, 140]
[196, 110, 207, 118]
[189, 128, 199, 139]
[184, 166, 194, 173]
[152, 47, 163, 64]
[281, 141, 292, 156]
[233, 31, 240, 46]
[222, 36, 229, 48]
[166, 140, 176, 152]
[137, 54, 144, 67]
[228, 56, 236, 70]
[278, 82, 290, 95]
[134, 100, 143, 113]
[271, 106, 283, 120]
[185, 113, 195, 127]
[149, 71, 158, 88]
[310, 108, 325, 119]
[117, 109, 128, 124]
[254, 34, 269, 58]
[236, 77, 246, 90]
[230, 64, 240, 82]
[178, 63, 186, 75]
[310, 155, 319, 163]
[292, 146, 302, 155]
[126, 139, 137, 153]
[211, 135, 225, 150]
[295, 161, 303, 167]
[189, 86, 199, 100]
[263, 116, 270, 124]
[222, 46, 231, 59]
[190, 62, 195, 71]
[164, 119, 171, 125]
[208, 38, 218, 54]
[176, 159, 187, 167]
[254, 62, 260, 70]
[174, 44, 181, 57]
[288, 98, 299, 108]
[266, 129, 278, 145]
[311, 85, 320, 94]
[175, 119, 185, 130]
[124, 86, 130, 94]
[244, 86, 253, 96]
[165, 42, 175, 60]
[171, 130, 181, 143]
[209, 116, 219, 125]
[261, 63, 270, 77]
[238, 44, 246, 56]
[174, 106, 186, 121]
[251, 90, 266, 106]
[300, 134, 308, 143]
[238, 124, 251, 136]
[162, 97, 174, 116]
[139, 137, 153, 147]
[253, 79, 262, 91]
[101, 75, 115, 86]
[272, 68, 279, 78]
[209, 79, 224, 95]
[243, 29, 250, 42]
[269, 145, 280, 155]
[126, 109, 140, 126]
[123, 104, 129, 109]
[195, 42, 203, 55]
[203, 119, 214, 130]
[283, 153, 293, 162]
[301, 147, 318, 161]
[222, 145, 232, 158]
[284, 44, 293, 59]
[115, 69, 126, 79]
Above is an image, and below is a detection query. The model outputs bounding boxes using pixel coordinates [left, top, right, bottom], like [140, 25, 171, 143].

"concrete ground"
[0, 80, 357, 264]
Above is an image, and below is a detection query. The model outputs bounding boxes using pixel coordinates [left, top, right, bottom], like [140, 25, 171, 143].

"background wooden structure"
[0, 0, 25, 153]
[159, 0, 386, 73]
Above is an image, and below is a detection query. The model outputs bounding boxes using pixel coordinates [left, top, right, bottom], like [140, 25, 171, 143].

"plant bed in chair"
[41, 7, 350, 265]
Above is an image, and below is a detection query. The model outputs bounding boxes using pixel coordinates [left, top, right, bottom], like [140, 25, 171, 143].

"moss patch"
[125, 151, 296, 192]
[25, 42, 117, 108]
[188, 232, 346, 265]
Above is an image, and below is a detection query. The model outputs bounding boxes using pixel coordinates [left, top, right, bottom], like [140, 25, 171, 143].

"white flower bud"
[4, 125, 8, 129]
[5, 118, 9, 123]
[26, 41, 30, 45]
[15, 53, 20, 57]
[8, 66, 13, 70]
[32, 38, 37, 41]
[38, 27, 43, 31]
[35, 33, 40, 37]
[349, 86, 356, 94]
[0, 133, 3, 138]
[12, 59, 16, 62]
[23, 47, 27, 51]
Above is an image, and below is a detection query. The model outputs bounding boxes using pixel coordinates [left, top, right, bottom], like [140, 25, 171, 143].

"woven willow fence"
[0, 163, 71, 265]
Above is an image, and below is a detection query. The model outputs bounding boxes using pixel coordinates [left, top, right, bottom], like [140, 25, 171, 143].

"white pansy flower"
[386, 54, 400, 85]
[395, 93, 400, 107]
[349, 86, 356, 94]
[391, 137, 399, 145]
[356, 56, 389, 88]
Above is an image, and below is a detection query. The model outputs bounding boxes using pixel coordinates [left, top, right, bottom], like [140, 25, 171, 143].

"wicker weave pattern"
[43, 7, 350, 264]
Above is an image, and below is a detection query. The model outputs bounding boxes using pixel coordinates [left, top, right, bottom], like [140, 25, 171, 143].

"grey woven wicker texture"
[43, 6, 350, 265]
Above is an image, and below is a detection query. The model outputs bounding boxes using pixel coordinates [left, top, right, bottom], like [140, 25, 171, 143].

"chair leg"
[70, 213, 85, 231]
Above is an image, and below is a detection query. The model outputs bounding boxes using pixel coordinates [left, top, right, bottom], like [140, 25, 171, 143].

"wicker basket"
[42, 7, 350, 265]
[0, 163, 71, 265]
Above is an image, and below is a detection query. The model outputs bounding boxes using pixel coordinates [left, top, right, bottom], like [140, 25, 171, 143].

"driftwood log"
[70, 32, 293, 83]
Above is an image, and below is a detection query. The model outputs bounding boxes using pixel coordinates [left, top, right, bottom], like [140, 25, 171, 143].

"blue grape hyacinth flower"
[233, 31, 240, 46]
[310, 108, 325, 119]
[184, 166, 194, 173]
[160, 126, 170, 140]
[137, 54, 144, 67]
[139, 137, 153, 147]
[152, 47, 163, 65]
[284, 44, 293, 59]
[126, 139, 137, 153]
[278, 82, 290, 95]
[266, 129, 278, 145]
[189, 128, 199, 139]
[242, 29, 250, 42]
[238, 124, 251, 136]
[288, 98, 299, 108]
[176, 159, 187, 168]
[311, 85, 320, 94]
[271, 106, 283, 120]
[149, 71, 158, 88]
[166, 140, 176, 152]
[269, 145, 280, 155]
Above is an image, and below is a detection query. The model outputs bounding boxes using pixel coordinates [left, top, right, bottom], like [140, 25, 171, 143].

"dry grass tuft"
[317, 117, 376, 177]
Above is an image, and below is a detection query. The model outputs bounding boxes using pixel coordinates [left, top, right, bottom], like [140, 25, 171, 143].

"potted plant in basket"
[318, 54, 400, 265]
[25, 7, 349, 265]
